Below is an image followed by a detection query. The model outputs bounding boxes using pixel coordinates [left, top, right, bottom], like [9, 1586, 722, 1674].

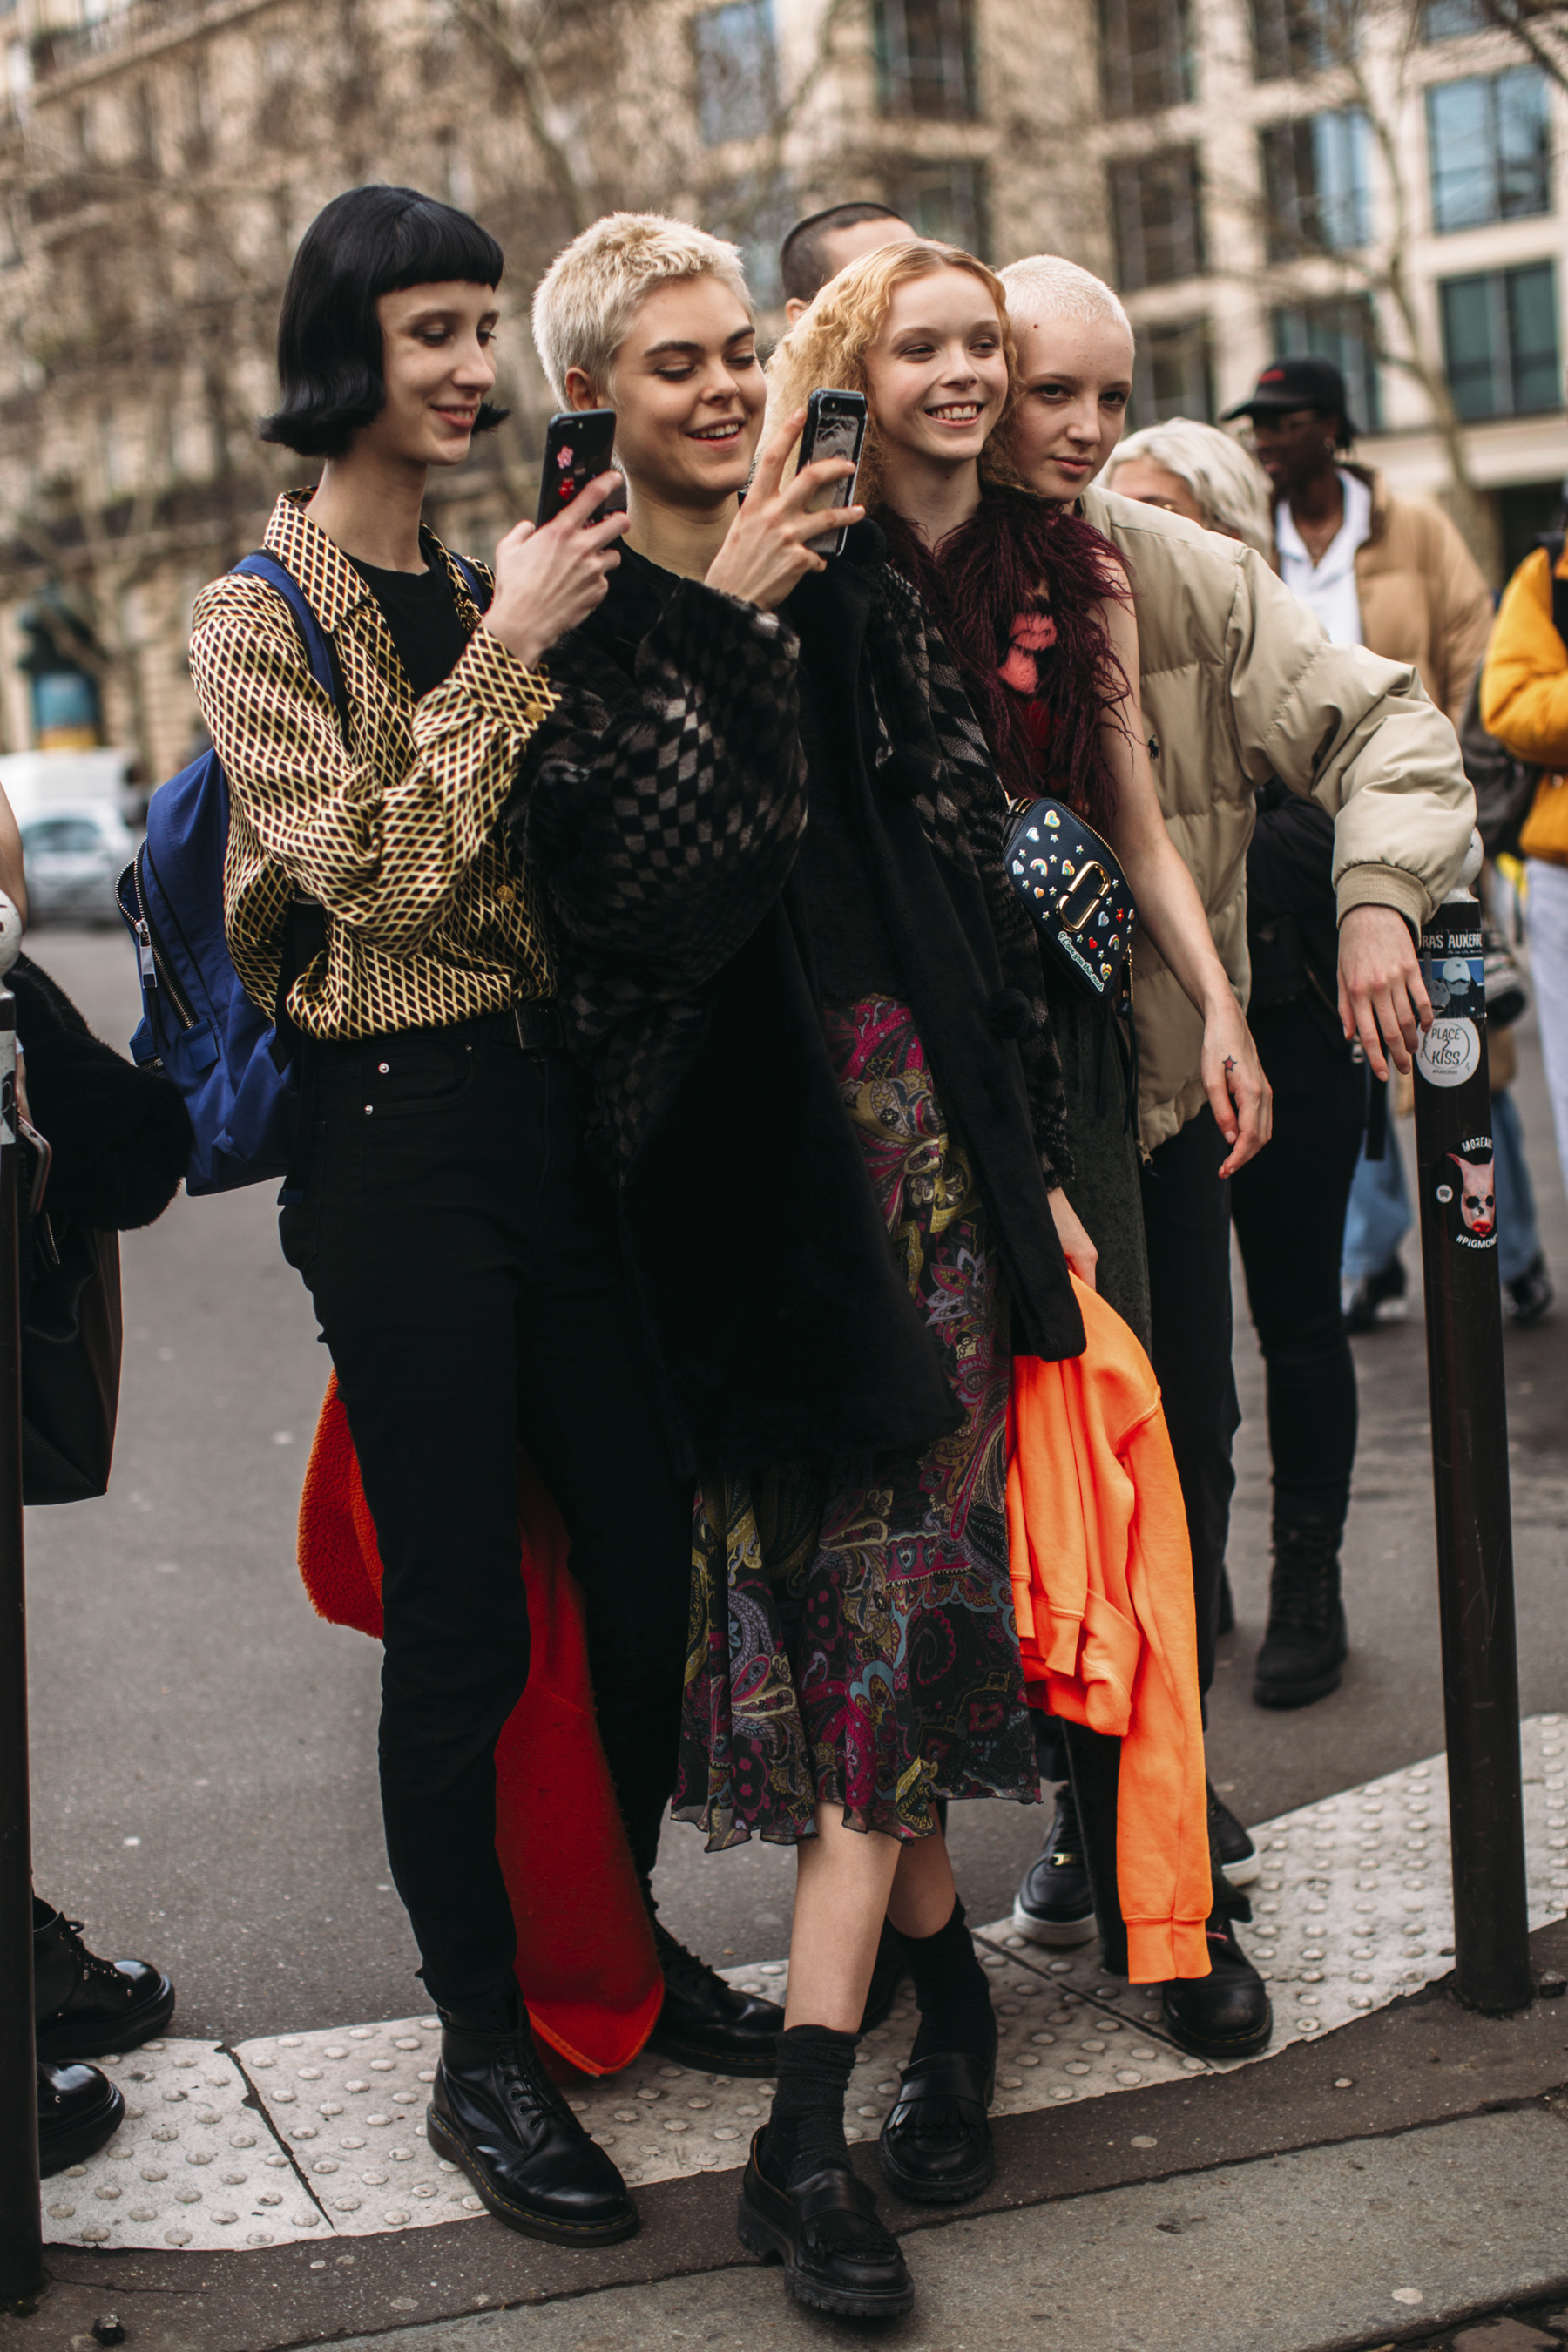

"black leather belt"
[510, 1001, 564, 1051]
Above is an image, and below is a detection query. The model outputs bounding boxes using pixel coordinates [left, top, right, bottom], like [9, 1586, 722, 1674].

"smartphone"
[795, 389, 868, 557]
[536, 407, 618, 528]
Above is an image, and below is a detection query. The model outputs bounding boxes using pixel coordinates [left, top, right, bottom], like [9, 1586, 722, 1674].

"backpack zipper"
[128, 851, 197, 1031]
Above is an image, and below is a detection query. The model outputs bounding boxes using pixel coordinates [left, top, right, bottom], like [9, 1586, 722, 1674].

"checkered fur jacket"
[511, 525, 1084, 1475]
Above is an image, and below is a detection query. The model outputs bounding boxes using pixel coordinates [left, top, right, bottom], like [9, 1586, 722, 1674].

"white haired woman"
[512, 211, 1098, 2319]
[1106, 417, 1274, 558]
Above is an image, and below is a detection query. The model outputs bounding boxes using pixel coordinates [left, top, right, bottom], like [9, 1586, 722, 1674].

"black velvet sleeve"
[11, 955, 192, 1230]
[512, 578, 807, 1000]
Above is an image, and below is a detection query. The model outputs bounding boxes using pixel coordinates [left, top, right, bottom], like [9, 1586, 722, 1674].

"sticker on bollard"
[1415, 898, 1532, 2014]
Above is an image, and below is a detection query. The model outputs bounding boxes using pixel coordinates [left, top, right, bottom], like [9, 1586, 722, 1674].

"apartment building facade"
[1092, 0, 1568, 578]
[0, 0, 1558, 768]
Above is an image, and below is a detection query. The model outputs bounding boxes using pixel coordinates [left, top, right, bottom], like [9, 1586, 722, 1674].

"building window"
[1251, 0, 1347, 82]
[693, 0, 776, 148]
[1441, 260, 1559, 418]
[1270, 294, 1382, 431]
[1497, 478, 1566, 577]
[707, 176, 794, 308]
[1260, 110, 1371, 257]
[888, 158, 990, 254]
[1098, 0, 1193, 119]
[874, 0, 977, 121]
[1109, 148, 1204, 291]
[1131, 320, 1213, 425]
[1423, 0, 1488, 37]
[1428, 68, 1551, 234]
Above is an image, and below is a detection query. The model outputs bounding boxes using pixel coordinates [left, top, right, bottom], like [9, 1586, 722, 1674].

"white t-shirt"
[1274, 468, 1373, 647]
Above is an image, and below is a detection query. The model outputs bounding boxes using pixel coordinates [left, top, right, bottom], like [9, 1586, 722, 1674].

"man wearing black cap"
[1224, 349, 1493, 1598]
[1221, 355, 1491, 727]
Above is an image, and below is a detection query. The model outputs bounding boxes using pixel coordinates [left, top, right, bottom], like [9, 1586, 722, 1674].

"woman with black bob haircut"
[260, 183, 511, 456]
[192, 184, 786, 2251]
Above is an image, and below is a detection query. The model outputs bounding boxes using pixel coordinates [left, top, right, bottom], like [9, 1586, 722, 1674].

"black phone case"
[537, 411, 617, 528]
[798, 395, 866, 558]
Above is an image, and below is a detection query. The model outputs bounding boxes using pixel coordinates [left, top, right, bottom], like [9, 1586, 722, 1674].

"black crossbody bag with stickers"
[1003, 794, 1140, 1123]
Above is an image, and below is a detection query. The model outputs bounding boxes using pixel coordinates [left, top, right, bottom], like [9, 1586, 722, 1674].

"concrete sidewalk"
[303, 2105, 1568, 2352]
[12, 1916, 1568, 2352]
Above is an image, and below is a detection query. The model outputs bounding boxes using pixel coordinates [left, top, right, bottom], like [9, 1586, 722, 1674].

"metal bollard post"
[0, 952, 43, 2297]
[1413, 886, 1533, 2015]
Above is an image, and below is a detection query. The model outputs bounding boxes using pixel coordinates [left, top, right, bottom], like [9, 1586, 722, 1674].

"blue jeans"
[1342, 1116, 1410, 1283]
[1493, 1085, 1542, 1285]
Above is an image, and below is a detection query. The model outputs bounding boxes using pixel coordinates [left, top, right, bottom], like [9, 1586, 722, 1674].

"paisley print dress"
[673, 996, 1042, 1847]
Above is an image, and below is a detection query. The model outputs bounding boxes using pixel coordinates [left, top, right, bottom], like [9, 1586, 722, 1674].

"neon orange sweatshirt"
[1007, 1275, 1211, 1983]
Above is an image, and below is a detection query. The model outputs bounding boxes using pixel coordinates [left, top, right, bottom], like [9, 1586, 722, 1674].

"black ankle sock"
[905, 1898, 997, 2065]
[759, 2024, 858, 2187]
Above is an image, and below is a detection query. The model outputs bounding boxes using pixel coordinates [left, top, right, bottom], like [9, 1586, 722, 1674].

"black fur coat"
[512, 525, 1084, 1477]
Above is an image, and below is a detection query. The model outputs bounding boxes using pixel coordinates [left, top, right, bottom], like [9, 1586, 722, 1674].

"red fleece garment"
[296, 1375, 662, 2075]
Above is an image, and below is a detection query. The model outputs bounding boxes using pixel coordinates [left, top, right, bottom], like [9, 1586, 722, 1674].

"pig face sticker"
[1449, 1152, 1495, 1238]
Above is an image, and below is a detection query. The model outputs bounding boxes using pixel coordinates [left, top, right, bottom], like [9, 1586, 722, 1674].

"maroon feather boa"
[877, 487, 1130, 831]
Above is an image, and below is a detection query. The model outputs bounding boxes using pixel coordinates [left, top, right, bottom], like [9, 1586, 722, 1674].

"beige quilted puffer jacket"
[1080, 488, 1476, 1153]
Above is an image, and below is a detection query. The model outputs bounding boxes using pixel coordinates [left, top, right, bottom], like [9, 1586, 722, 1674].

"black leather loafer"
[1161, 1913, 1273, 2060]
[878, 2047, 996, 2204]
[738, 2135, 913, 2319]
[38, 2059, 125, 2176]
[34, 1901, 176, 2062]
[646, 1919, 783, 2078]
[428, 2016, 638, 2245]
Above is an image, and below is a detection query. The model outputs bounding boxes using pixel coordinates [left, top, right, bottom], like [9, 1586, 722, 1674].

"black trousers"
[280, 1016, 694, 2013]
[1230, 1000, 1365, 1536]
[1139, 1104, 1239, 1703]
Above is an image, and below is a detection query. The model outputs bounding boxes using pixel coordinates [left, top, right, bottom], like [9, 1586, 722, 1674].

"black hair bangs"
[380, 193, 504, 301]
[260, 185, 509, 459]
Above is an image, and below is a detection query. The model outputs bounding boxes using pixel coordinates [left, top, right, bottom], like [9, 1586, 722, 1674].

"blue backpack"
[117, 546, 484, 1196]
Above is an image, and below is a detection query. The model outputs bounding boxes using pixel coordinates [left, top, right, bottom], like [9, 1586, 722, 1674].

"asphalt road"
[18, 924, 1568, 2044]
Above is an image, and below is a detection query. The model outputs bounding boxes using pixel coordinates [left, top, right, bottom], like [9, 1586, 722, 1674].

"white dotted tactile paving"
[233, 2017, 471, 2235]
[41, 2039, 323, 2252]
[44, 1717, 1568, 2247]
[967, 1711, 1568, 2080]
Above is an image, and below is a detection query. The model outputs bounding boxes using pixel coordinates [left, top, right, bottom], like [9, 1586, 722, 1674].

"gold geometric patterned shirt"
[189, 490, 558, 1040]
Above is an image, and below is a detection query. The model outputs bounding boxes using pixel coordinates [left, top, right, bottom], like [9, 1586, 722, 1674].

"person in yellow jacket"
[1479, 529, 1568, 1204]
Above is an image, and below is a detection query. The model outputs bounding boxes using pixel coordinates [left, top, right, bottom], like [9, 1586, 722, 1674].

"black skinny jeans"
[1140, 1103, 1240, 1702]
[280, 1014, 695, 2014]
[1230, 997, 1365, 1538]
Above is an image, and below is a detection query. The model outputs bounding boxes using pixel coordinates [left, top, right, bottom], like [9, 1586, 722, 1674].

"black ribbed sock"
[905, 1898, 997, 2065]
[759, 2024, 858, 2188]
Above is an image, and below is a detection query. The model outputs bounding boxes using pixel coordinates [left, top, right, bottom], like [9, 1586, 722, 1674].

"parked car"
[21, 804, 137, 926]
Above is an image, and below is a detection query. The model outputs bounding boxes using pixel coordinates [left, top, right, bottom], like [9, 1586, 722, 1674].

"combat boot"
[1253, 1520, 1348, 1708]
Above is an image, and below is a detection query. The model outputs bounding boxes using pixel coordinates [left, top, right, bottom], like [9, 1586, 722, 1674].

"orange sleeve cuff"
[1125, 1917, 1212, 1984]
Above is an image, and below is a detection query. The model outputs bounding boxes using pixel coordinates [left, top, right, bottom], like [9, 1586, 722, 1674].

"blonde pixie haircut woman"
[531, 210, 751, 404]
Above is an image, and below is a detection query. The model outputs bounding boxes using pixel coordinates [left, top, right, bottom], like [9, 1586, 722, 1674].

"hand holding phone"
[794, 389, 868, 557]
[536, 408, 619, 529]
[485, 469, 628, 669]
[705, 404, 868, 612]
